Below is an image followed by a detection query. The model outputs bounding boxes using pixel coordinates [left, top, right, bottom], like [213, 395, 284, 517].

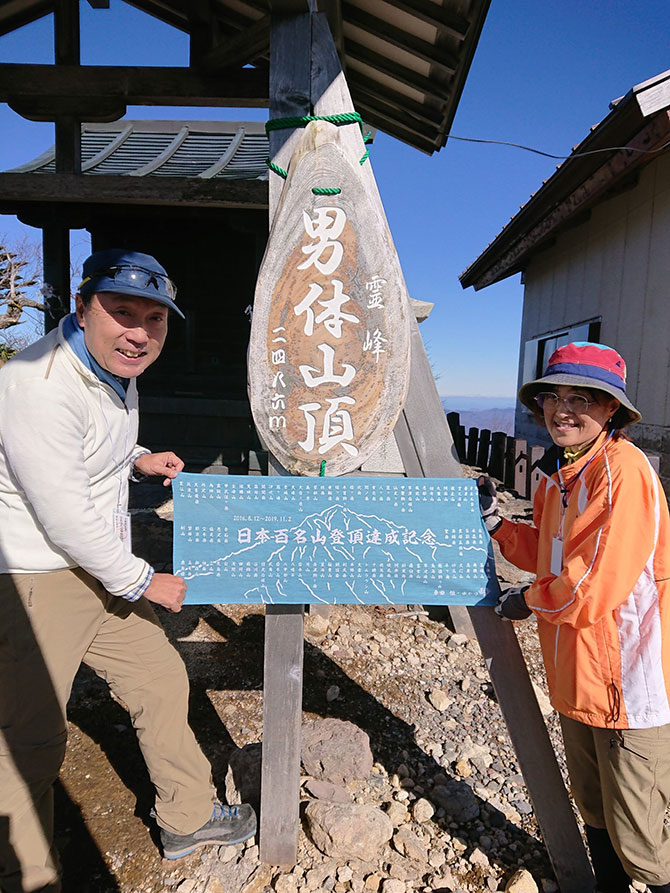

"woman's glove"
[477, 476, 502, 534]
[495, 585, 532, 620]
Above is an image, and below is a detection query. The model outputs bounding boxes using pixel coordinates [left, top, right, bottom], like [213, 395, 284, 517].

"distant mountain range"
[441, 396, 516, 436]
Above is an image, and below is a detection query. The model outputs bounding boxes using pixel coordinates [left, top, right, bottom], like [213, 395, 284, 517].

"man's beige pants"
[560, 713, 670, 886]
[0, 568, 215, 893]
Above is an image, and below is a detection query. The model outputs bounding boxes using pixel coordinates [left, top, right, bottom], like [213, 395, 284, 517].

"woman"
[479, 341, 670, 893]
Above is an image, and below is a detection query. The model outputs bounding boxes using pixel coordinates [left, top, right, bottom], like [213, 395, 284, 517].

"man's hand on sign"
[144, 573, 187, 613]
[477, 476, 502, 534]
[134, 451, 185, 486]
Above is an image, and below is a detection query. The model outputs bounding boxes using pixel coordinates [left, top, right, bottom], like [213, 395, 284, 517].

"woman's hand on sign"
[134, 451, 185, 486]
[477, 475, 502, 534]
[144, 573, 187, 612]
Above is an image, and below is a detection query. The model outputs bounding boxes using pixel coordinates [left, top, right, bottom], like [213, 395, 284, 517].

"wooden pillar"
[476, 427, 491, 471]
[189, 0, 219, 66]
[514, 438, 528, 497]
[529, 444, 545, 500]
[259, 12, 312, 868]
[54, 0, 81, 174]
[42, 226, 71, 332]
[260, 604, 305, 866]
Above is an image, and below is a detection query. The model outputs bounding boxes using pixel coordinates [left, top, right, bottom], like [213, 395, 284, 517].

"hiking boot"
[160, 802, 257, 860]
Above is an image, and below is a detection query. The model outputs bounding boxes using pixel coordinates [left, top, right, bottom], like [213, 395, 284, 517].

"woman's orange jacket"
[494, 430, 670, 729]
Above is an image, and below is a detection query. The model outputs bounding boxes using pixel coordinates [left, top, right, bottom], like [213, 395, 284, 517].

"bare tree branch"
[0, 244, 45, 331]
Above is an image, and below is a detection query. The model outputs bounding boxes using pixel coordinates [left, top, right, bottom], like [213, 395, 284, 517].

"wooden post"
[259, 11, 312, 868]
[476, 428, 491, 471]
[489, 431, 506, 480]
[260, 605, 305, 866]
[466, 427, 478, 466]
[514, 438, 528, 498]
[42, 225, 71, 332]
[54, 0, 81, 174]
[503, 435, 516, 488]
[452, 607, 595, 891]
[446, 413, 465, 462]
[529, 444, 545, 501]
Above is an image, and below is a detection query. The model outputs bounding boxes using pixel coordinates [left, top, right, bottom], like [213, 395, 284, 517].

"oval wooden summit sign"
[249, 121, 411, 476]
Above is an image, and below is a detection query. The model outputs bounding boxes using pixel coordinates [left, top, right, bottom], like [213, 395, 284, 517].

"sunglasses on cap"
[79, 264, 178, 301]
[534, 392, 597, 414]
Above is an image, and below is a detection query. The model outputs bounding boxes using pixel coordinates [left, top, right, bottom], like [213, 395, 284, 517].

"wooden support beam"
[259, 12, 312, 869]
[316, 0, 344, 59]
[0, 2, 52, 38]
[373, 0, 470, 38]
[54, 118, 81, 174]
[352, 93, 440, 143]
[0, 64, 268, 120]
[341, 2, 457, 73]
[344, 38, 450, 100]
[450, 606, 595, 892]
[54, 1, 81, 174]
[86, 0, 110, 8]
[199, 15, 270, 72]
[514, 439, 528, 498]
[350, 71, 446, 127]
[42, 225, 71, 332]
[348, 102, 438, 154]
[189, 0, 217, 64]
[54, 0, 80, 66]
[0, 172, 268, 210]
[259, 604, 305, 867]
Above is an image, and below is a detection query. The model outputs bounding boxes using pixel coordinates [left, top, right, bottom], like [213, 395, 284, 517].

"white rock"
[505, 868, 539, 893]
[274, 875, 299, 893]
[380, 880, 406, 893]
[468, 847, 489, 869]
[411, 798, 434, 823]
[428, 689, 451, 712]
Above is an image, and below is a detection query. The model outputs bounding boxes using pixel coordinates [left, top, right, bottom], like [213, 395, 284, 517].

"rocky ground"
[53, 470, 597, 893]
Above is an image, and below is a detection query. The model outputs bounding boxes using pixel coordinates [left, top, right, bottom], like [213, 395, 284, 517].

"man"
[0, 249, 255, 893]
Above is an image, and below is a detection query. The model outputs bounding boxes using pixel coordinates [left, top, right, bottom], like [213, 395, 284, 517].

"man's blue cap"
[78, 248, 184, 319]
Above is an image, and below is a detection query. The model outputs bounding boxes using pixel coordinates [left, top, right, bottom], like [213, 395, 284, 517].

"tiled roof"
[9, 120, 269, 180]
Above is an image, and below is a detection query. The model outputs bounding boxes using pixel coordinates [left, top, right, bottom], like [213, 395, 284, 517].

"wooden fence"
[446, 411, 544, 499]
[445, 411, 661, 501]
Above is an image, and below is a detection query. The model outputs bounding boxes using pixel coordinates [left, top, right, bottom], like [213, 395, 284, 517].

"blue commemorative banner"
[173, 474, 499, 606]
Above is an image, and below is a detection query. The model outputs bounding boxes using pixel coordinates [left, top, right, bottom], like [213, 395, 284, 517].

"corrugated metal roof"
[8, 120, 270, 180]
[460, 69, 670, 291]
[0, 0, 490, 155]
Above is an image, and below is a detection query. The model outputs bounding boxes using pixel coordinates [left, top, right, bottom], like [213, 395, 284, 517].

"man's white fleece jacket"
[0, 320, 151, 596]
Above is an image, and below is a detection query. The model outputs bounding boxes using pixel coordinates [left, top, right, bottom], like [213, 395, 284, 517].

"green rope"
[267, 159, 288, 179]
[265, 112, 371, 192]
[266, 113, 364, 132]
[319, 460, 326, 477]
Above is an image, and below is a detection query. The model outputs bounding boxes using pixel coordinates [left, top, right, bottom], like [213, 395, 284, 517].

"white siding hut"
[460, 69, 670, 489]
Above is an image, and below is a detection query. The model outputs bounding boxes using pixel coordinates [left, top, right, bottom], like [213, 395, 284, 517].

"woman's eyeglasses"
[535, 392, 596, 413]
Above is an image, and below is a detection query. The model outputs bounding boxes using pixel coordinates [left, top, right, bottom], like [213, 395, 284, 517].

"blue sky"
[1, 1, 670, 397]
